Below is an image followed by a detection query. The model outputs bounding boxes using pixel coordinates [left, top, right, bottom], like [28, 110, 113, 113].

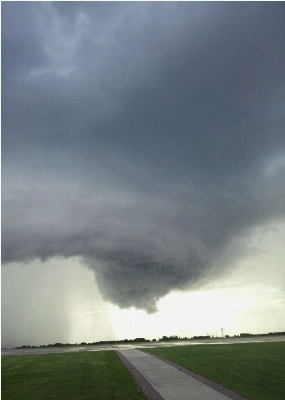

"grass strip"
[1, 350, 148, 400]
[146, 341, 285, 400]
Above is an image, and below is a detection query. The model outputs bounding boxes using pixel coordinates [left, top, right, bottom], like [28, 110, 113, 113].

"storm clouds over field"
[2, 2, 285, 316]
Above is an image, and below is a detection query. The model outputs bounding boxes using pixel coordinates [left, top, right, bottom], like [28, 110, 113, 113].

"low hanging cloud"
[2, 158, 284, 313]
[2, 2, 285, 313]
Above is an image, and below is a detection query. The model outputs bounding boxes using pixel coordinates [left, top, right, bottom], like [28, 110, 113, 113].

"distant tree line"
[14, 331, 285, 349]
[239, 332, 285, 338]
[192, 335, 211, 339]
[159, 335, 192, 341]
[15, 337, 150, 349]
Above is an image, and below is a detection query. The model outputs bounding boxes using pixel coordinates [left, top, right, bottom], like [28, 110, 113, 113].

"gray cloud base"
[2, 2, 285, 312]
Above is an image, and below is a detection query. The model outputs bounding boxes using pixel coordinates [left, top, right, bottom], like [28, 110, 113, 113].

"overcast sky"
[2, 2, 285, 348]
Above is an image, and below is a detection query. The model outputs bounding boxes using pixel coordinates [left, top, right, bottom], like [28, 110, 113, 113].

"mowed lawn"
[1, 350, 147, 400]
[146, 341, 285, 400]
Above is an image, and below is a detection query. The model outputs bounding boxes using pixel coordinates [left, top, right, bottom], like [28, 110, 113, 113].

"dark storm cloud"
[2, 2, 285, 312]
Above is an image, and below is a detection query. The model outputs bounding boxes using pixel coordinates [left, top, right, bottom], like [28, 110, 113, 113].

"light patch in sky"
[110, 284, 285, 341]
[265, 152, 285, 177]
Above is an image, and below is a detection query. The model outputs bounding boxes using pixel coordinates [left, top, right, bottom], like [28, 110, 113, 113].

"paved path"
[118, 349, 246, 400]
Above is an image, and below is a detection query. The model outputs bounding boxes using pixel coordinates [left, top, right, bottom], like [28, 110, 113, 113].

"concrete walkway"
[118, 349, 246, 400]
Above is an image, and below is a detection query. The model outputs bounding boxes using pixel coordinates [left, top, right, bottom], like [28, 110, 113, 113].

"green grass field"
[2, 342, 285, 400]
[146, 341, 285, 400]
[1, 351, 147, 400]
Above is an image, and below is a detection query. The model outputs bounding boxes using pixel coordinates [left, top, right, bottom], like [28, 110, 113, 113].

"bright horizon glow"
[109, 284, 285, 341]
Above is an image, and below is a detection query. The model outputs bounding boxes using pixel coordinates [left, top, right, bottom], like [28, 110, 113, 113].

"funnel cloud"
[2, 2, 285, 313]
